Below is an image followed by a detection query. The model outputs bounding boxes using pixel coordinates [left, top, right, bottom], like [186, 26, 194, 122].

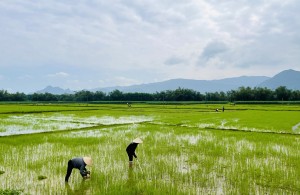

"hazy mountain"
[35, 86, 74, 95]
[35, 69, 300, 94]
[258, 69, 300, 90]
[92, 76, 269, 93]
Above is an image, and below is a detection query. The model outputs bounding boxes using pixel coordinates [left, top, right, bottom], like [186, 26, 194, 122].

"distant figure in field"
[65, 157, 92, 182]
[127, 102, 131, 107]
[222, 106, 225, 112]
[216, 108, 219, 112]
[126, 138, 143, 167]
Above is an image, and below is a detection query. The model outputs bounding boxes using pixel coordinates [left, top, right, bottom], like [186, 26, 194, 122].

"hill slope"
[35, 69, 300, 94]
[93, 76, 269, 93]
[258, 69, 300, 90]
[35, 86, 74, 95]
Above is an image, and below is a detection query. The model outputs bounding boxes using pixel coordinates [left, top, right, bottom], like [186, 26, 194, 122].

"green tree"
[253, 87, 273, 101]
[0, 90, 10, 101]
[75, 90, 93, 101]
[94, 91, 106, 101]
[10, 92, 27, 101]
[109, 90, 124, 101]
[275, 86, 291, 101]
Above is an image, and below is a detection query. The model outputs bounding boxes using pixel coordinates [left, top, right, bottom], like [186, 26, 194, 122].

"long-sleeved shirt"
[126, 142, 138, 158]
[71, 157, 88, 177]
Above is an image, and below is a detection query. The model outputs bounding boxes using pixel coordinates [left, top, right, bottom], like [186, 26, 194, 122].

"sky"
[0, 0, 300, 93]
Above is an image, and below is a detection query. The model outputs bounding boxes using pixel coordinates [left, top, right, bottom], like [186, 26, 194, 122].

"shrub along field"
[0, 103, 300, 194]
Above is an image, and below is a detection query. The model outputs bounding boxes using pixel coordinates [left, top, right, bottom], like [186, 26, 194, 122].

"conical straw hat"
[83, 157, 93, 166]
[132, 138, 143, 143]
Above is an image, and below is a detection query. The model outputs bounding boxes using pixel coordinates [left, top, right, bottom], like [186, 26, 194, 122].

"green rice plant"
[0, 103, 300, 194]
[0, 189, 23, 195]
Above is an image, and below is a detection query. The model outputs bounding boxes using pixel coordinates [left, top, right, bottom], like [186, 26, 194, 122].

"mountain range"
[35, 86, 74, 95]
[35, 69, 300, 94]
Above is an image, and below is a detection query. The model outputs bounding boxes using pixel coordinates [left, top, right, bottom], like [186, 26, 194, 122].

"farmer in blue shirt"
[65, 157, 92, 182]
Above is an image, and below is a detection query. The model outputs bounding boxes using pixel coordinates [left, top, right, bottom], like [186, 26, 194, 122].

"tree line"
[1, 86, 300, 102]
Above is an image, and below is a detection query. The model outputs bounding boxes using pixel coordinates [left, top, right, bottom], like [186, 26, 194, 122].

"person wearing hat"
[126, 138, 143, 167]
[65, 157, 92, 182]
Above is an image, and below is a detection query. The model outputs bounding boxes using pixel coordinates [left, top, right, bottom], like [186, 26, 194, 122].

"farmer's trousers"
[65, 160, 74, 182]
[127, 151, 134, 161]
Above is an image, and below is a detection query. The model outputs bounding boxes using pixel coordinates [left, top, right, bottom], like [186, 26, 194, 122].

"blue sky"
[1, 0, 300, 93]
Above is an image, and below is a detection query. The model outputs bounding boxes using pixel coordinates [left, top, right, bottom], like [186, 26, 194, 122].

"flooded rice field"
[0, 114, 153, 136]
[1, 103, 300, 194]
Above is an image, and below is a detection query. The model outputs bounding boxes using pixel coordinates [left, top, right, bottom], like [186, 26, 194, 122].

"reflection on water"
[0, 115, 153, 136]
[65, 180, 91, 195]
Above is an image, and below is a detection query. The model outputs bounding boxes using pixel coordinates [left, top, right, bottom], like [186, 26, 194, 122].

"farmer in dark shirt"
[126, 138, 143, 167]
[65, 157, 92, 182]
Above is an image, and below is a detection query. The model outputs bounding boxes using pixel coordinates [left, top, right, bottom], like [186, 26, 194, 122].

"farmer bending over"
[65, 157, 92, 182]
[126, 138, 143, 167]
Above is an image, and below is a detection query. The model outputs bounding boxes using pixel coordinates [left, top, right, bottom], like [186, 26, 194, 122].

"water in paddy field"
[0, 114, 153, 136]
[292, 122, 300, 133]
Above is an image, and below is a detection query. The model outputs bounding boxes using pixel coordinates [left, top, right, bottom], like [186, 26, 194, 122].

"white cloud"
[99, 77, 139, 87]
[0, 0, 300, 92]
[47, 72, 69, 77]
[18, 75, 32, 80]
[164, 56, 187, 66]
[200, 41, 229, 61]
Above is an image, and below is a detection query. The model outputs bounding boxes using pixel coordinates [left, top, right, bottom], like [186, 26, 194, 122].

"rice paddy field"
[0, 103, 300, 194]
